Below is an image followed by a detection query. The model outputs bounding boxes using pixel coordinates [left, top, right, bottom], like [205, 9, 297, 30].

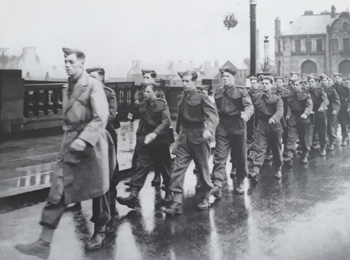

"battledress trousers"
[334, 82, 350, 144]
[285, 90, 313, 163]
[250, 91, 284, 178]
[211, 84, 254, 192]
[168, 88, 219, 209]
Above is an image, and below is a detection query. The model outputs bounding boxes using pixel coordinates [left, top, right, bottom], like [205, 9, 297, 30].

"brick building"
[275, 6, 350, 79]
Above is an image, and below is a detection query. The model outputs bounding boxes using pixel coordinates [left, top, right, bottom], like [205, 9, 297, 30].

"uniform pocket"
[187, 100, 203, 119]
[270, 120, 282, 132]
[214, 94, 223, 108]
[287, 115, 297, 126]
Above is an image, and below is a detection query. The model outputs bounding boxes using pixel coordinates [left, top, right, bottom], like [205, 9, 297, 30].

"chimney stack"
[214, 61, 219, 67]
[331, 5, 336, 18]
[275, 17, 281, 36]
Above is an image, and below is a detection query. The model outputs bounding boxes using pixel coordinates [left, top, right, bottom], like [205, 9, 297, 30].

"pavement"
[0, 121, 140, 198]
[1, 136, 350, 259]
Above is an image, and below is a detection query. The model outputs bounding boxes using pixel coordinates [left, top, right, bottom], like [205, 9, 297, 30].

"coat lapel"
[64, 71, 90, 114]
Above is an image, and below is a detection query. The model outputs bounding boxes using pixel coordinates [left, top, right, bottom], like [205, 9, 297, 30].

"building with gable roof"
[275, 5, 350, 79]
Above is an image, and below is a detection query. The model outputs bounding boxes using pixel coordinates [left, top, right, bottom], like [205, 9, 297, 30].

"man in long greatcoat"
[15, 48, 115, 259]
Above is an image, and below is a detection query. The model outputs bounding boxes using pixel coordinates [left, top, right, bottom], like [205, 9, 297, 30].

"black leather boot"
[15, 239, 50, 259]
[163, 191, 173, 204]
[151, 173, 161, 186]
[283, 150, 294, 166]
[211, 185, 222, 199]
[117, 187, 139, 209]
[235, 179, 245, 194]
[275, 166, 282, 179]
[162, 202, 183, 215]
[341, 137, 349, 146]
[301, 151, 309, 164]
[86, 225, 106, 250]
[327, 143, 335, 151]
[162, 192, 183, 215]
[197, 191, 211, 210]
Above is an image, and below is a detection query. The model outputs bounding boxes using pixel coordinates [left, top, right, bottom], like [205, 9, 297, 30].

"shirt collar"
[262, 90, 271, 97]
[148, 97, 158, 106]
[185, 87, 197, 97]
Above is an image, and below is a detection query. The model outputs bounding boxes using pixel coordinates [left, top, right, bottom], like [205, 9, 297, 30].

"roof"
[281, 13, 339, 36]
[128, 62, 170, 76]
[221, 60, 249, 71]
[169, 62, 200, 75]
[201, 67, 220, 79]
[234, 59, 250, 70]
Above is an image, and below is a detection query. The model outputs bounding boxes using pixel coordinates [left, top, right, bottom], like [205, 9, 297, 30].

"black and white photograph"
[1, 0, 350, 259]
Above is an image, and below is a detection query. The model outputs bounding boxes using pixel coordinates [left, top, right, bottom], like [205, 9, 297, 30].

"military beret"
[86, 67, 105, 74]
[141, 70, 157, 78]
[319, 74, 328, 80]
[290, 71, 299, 76]
[260, 75, 274, 83]
[140, 81, 160, 88]
[249, 76, 258, 81]
[62, 48, 85, 58]
[219, 67, 236, 76]
[178, 70, 198, 80]
[274, 76, 284, 81]
[307, 75, 318, 81]
[334, 72, 342, 78]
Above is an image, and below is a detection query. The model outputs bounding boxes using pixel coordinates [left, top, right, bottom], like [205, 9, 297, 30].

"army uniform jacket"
[103, 85, 117, 124]
[137, 98, 171, 145]
[215, 85, 254, 117]
[273, 86, 290, 99]
[286, 90, 313, 125]
[248, 87, 261, 98]
[176, 88, 219, 144]
[214, 85, 254, 134]
[309, 87, 329, 118]
[334, 82, 350, 111]
[252, 92, 283, 121]
[323, 86, 340, 114]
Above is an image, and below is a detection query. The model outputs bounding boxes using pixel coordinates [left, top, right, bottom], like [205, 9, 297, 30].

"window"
[295, 39, 301, 53]
[306, 40, 312, 53]
[316, 39, 323, 52]
[344, 38, 350, 52]
[343, 22, 349, 31]
[331, 39, 338, 53]
[339, 60, 350, 79]
[277, 40, 282, 52]
[301, 60, 317, 78]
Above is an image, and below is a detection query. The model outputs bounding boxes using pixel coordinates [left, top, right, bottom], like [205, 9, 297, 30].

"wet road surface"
[1, 141, 350, 260]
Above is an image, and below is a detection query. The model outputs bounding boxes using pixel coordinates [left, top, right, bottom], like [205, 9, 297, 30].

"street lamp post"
[262, 36, 270, 72]
[250, 0, 257, 76]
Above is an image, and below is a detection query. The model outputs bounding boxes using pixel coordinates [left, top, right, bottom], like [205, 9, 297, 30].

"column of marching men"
[15, 47, 350, 259]
[118, 67, 350, 216]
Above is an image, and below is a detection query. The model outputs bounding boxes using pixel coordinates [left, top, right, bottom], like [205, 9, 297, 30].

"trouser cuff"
[252, 165, 260, 173]
[130, 187, 139, 198]
[40, 226, 55, 243]
[173, 192, 183, 204]
[213, 179, 223, 188]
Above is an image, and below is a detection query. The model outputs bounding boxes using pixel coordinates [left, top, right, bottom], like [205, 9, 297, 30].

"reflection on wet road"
[1, 143, 350, 260]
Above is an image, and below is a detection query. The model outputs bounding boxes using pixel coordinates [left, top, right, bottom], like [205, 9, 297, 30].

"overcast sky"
[1, 0, 349, 77]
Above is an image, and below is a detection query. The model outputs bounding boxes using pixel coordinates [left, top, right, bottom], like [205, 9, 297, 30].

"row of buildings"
[275, 5, 350, 80]
[126, 59, 252, 87]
